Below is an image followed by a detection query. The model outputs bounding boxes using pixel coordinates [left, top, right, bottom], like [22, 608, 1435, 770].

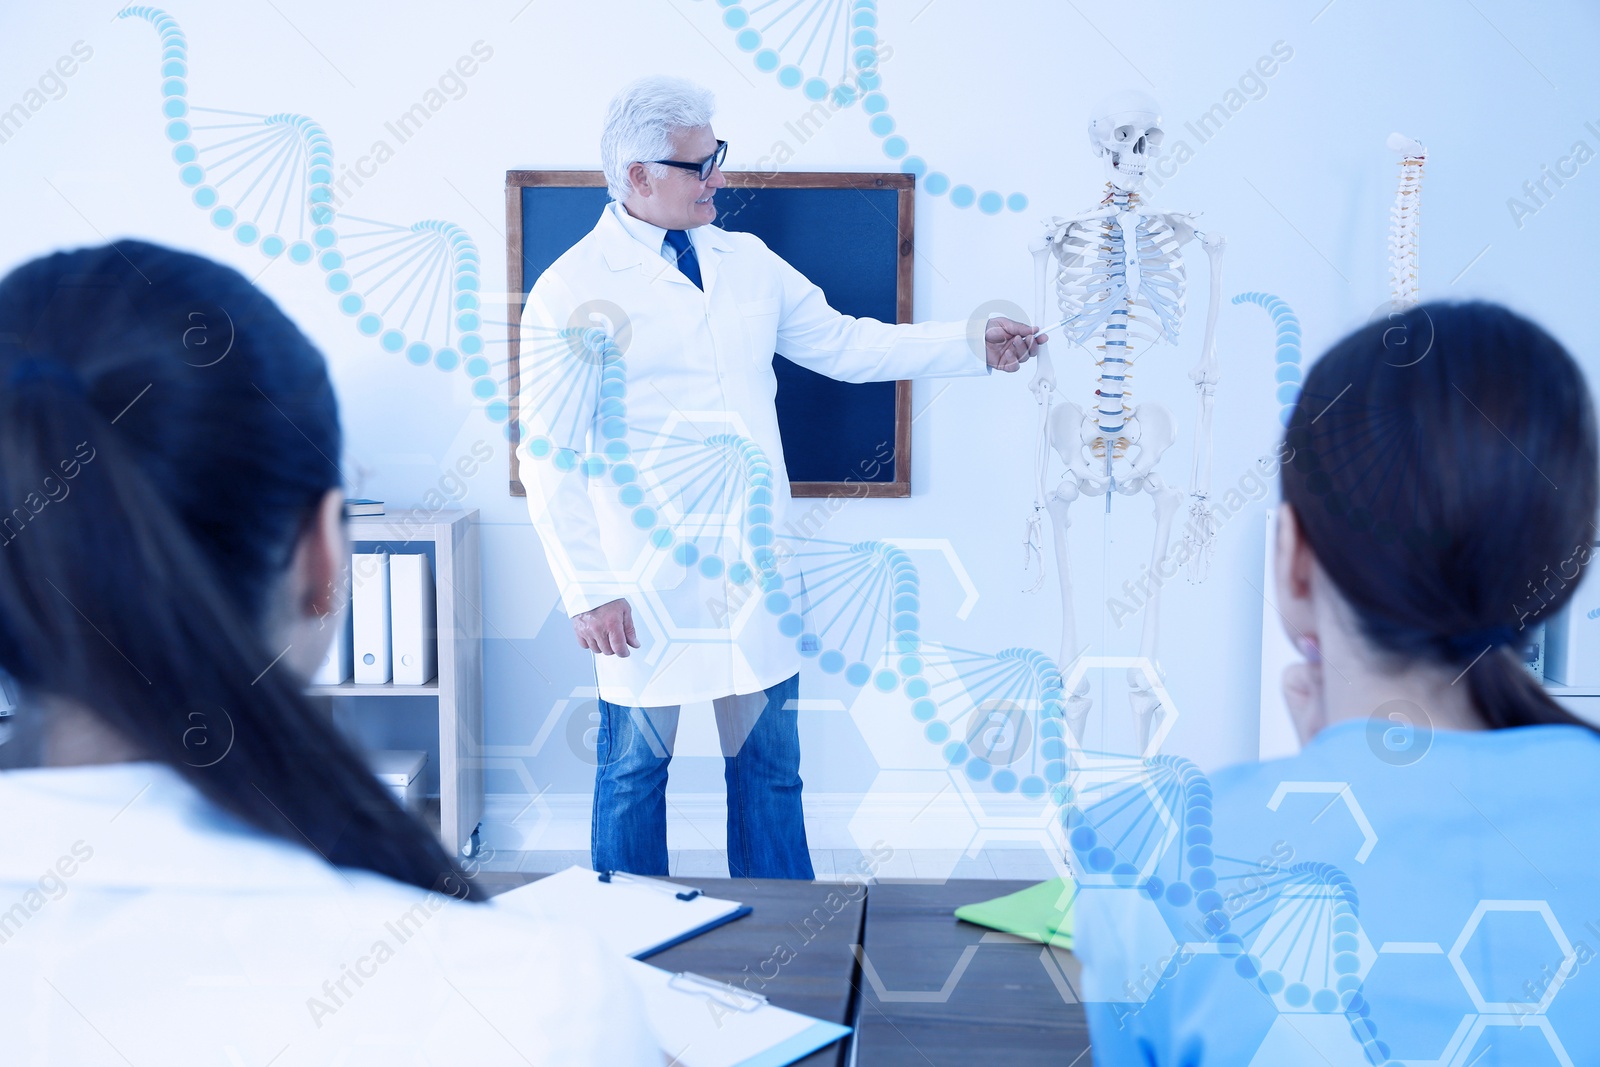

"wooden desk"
[477, 872, 862, 1067]
[853, 880, 1093, 1066]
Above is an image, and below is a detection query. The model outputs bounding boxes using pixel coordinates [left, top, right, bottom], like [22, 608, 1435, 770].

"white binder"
[351, 551, 392, 684]
[389, 553, 437, 686]
[311, 596, 353, 685]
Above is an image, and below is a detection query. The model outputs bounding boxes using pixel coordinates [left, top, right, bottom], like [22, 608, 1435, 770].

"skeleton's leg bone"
[1066, 673, 1092, 746]
[1044, 473, 1082, 668]
[1128, 666, 1162, 757]
[1136, 478, 1182, 661]
[1131, 471, 1183, 752]
[1042, 396, 1094, 742]
[1044, 479, 1094, 744]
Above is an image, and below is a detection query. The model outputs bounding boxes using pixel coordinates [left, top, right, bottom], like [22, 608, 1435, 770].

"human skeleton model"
[1386, 133, 1426, 307]
[1023, 91, 1225, 751]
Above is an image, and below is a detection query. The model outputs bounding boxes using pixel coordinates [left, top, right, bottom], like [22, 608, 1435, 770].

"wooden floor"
[470, 847, 1065, 881]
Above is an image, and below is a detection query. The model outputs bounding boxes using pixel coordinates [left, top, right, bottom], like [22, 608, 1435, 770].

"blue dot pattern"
[1233, 293, 1302, 427]
[118, 7, 501, 419]
[711, 0, 1028, 214]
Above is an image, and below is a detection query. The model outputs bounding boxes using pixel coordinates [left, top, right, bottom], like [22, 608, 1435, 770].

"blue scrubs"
[1072, 719, 1600, 1066]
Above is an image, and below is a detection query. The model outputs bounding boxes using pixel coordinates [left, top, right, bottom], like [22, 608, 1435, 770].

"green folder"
[953, 877, 1076, 950]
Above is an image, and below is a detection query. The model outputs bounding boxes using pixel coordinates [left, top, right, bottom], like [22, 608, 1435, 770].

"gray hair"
[600, 76, 716, 202]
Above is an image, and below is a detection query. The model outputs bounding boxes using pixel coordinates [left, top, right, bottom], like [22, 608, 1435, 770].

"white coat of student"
[0, 241, 661, 1065]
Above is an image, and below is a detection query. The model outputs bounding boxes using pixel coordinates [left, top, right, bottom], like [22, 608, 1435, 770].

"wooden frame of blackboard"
[503, 170, 916, 499]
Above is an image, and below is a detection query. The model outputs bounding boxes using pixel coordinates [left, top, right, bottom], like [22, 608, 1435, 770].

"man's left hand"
[985, 317, 1046, 372]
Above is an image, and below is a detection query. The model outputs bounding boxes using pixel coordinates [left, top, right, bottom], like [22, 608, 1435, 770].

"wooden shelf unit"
[313, 508, 484, 857]
[306, 681, 441, 698]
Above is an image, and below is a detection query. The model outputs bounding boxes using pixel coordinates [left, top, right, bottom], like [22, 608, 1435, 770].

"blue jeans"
[592, 673, 814, 879]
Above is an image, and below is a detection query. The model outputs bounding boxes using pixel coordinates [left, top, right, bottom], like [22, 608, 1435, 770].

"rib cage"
[1045, 197, 1190, 436]
[1048, 215, 1188, 350]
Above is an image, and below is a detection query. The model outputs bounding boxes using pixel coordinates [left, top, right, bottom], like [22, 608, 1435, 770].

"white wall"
[4, 0, 1598, 812]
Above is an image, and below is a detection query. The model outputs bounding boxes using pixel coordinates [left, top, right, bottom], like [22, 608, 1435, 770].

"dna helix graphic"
[1064, 752, 1215, 898]
[117, 7, 506, 431]
[1232, 292, 1302, 429]
[697, 0, 1030, 215]
[1065, 758, 1379, 1037]
[1063, 732, 1589, 1064]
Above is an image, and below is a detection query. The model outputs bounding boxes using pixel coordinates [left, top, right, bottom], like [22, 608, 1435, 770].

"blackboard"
[504, 171, 915, 498]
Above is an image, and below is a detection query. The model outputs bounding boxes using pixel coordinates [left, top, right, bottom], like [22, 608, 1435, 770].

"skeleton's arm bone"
[1187, 230, 1225, 501]
[1029, 235, 1060, 400]
[1189, 230, 1225, 383]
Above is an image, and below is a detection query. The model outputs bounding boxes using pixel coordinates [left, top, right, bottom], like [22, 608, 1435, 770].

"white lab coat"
[0, 761, 660, 1065]
[518, 202, 989, 707]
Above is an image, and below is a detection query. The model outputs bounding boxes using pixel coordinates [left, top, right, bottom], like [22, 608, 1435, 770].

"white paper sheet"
[624, 959, 850, 1067]
[490, 865, 749, 959]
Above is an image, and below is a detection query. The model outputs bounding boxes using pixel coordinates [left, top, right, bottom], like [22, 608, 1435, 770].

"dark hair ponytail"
[1282, 300, 1600, 734]
[0, 241, 483, 899]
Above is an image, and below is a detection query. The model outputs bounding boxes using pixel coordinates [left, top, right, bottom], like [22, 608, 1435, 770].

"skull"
[1087, 91, 1164, 192]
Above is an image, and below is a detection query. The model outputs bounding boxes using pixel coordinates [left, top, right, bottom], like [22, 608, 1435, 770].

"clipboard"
[491, 865, 752, 959]
[624, 959, 851, 1067]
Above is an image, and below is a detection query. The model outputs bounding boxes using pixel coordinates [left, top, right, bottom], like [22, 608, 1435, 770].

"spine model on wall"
[1386, 134, 1427, 308]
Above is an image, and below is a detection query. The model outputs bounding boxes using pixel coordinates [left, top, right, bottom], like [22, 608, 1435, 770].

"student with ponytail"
[0, 242, 658, 1063]
[1078, 302, 1600, 1064]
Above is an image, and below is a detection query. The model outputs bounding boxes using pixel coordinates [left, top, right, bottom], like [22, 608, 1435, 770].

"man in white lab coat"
[518, 75, 1043, 879]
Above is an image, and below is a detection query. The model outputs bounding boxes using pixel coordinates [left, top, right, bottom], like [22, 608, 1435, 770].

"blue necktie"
[663, 228, 703, 290]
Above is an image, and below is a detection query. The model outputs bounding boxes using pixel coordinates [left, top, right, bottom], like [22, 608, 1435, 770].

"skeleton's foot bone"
[1128, 664, 1164, 753]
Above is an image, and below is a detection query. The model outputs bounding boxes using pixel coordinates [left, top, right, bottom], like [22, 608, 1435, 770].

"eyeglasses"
[650, 140, 728, 182]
